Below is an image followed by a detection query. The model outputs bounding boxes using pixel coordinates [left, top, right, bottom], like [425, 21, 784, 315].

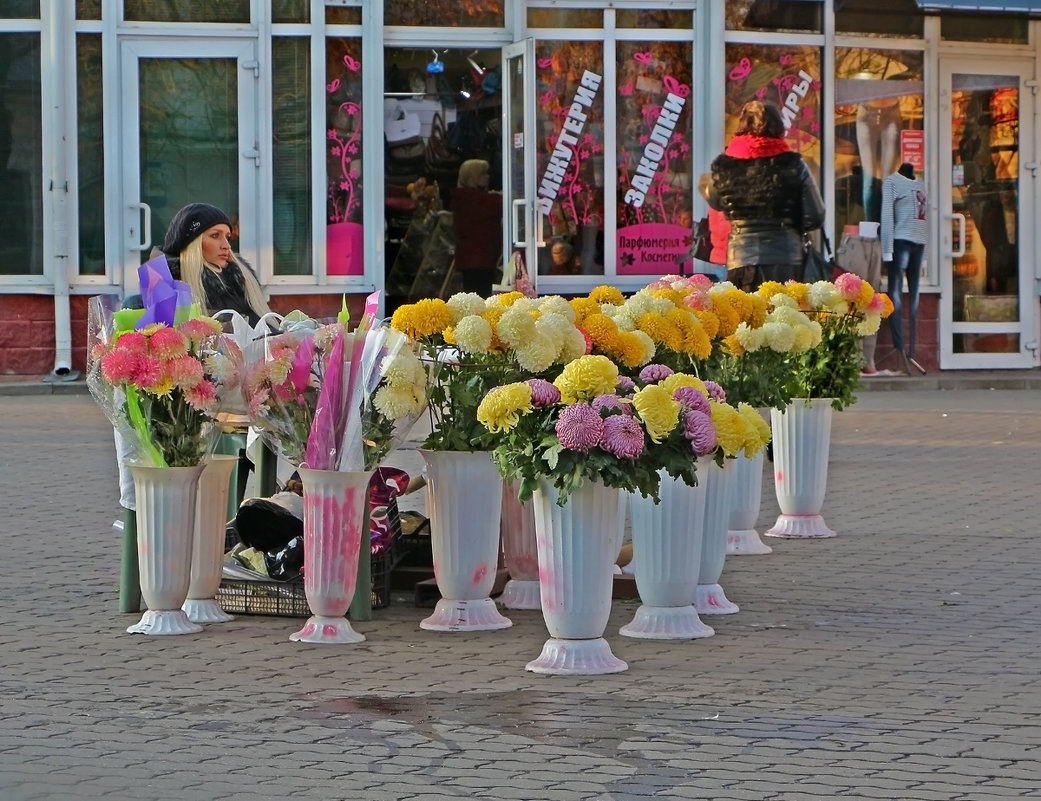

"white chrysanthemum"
[709, 280, 737, 295]
[769, 305, 809, 327]
[806, 281, 839, 309]
[791, 324, 815, 352]
[537, 295, 577, 321]
[446, 292, 487, 322]
[508, 296, 540, 315]
[807, 320, 823, 348]
[380, 350, 420, 387]
[856, 313, 881, 336]
[203, 351, 237, 382]
[453, 315, 494, 354]
[374, 384, 425, 420]
[496, 307, 537, 348]
[761, 321, 797, 353]
[733, 321, 764, 352]
[558, 327, 589, 363]
[768, 292, 798, 309]
[630, 329, 657, 362]
[514, 331, 559, 373]
[625, 292, 672, 318]
[535, 311, 575, 342]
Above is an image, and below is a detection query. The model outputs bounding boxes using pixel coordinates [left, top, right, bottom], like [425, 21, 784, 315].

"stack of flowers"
[389, 291, 588, 451]
[763, 274, 892, 410]
[477, 354, 724, 506]
[240, 306, 427, 471]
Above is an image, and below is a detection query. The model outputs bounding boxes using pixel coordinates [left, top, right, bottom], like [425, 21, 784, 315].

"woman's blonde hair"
[179, 235, 271, 318]
[457, 159, 490, 188]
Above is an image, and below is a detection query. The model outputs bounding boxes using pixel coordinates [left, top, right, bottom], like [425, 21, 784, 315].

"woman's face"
[200, 224, 233, 268]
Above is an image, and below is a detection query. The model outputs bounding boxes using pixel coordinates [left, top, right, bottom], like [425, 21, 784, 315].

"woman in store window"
[450, 159, 503, 296]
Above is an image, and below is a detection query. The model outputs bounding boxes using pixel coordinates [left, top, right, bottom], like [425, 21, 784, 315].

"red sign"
[901, 130, 924, 171]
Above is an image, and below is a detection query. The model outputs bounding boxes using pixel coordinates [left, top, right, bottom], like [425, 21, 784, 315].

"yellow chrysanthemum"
[554, 354, 619, 403]
[496, 307, 537, 348]
[476, 382, 533, 433]
[588, 285, 626, 305]
[722, 333, 746, 357]
[613, 330, 653, 369]
[635, 311, 674, 347]
[492, 291, 525, 307]
[742, 292, 769, 328]
[757, 281, 787, 302]
[632, 383, 680, 443]
[693, 309, 720, 340]
[709, 400, 747, 457]
[569, 296, 601, 323]
[479, 306, 508, 351]
[737, 402, 771, 457]
[583, 313, 621, 352]
[856, 313, 882, 336]
[662, 372, 708, 398]
[453, 315, 494, 354]
[390, 298, 453, 340]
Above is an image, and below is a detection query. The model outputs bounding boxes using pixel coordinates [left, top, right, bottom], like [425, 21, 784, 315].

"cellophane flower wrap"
[389, 291, 590, 452]
[767, 275, 892, 411]
[241, 296, 426, 471]
[86, 296, 237, 468]
[477, 354, 714, 506]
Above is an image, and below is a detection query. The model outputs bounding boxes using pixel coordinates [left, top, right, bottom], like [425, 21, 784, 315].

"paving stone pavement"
[1, 389, 1040, 801]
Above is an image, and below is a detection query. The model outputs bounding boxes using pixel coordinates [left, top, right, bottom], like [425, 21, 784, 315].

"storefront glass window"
[726, 0, 822, 34]
[942, 15, 1028, 45]
[271, 37, 312, 277]
[76, 0, 101, 20]
[0, 2, 39, 18]
[124, 1, 250, 23]
[273, 0, 308, 24]
[77, 34, 105, 277]
[616, 10, 692, 30]
[326, 7, 361, 25]
[386, 1, 504, 27]
[527, 9, 602, 29]
[833, 48, 923, 230]
[0, 32, 42, 276]
[835, 0, 923, 38]
[616, 41, 695, 277]
[324, 37, 364, 278]
[723, 44, 822, 179]
[534, 40, 605, 277]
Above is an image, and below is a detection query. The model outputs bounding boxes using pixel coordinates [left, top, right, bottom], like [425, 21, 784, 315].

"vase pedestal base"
[182, 598, 234, 624]
[126, 609, 202, 636]
[619, 604, 714, 640]
[726, 529, 773, 555]
[526, 637, 628, 675]
[765, 514, 836, 539]
[695, 583, 740, 615]
[498, 579, 541, 610]
[419, 598, 512, 632]
[290, 615, 366, 644]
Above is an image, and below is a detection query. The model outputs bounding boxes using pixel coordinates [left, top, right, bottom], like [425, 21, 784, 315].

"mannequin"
[880, 162, 927, 373]
[856, 98, 901, 223]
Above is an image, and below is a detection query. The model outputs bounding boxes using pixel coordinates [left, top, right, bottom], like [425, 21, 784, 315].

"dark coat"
[167, 255, 264, 326]
[706, 151, 824, 271]
[450, 186, 503, 273]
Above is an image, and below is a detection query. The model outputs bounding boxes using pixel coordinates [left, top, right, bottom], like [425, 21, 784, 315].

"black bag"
[691, 216, 712, 262]
[801, 230, 837, 283]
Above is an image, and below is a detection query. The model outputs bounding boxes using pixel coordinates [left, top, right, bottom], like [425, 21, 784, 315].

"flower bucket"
[499, 481, 540, 610]
[695, 459, 740, 615]
[183, 455, 239, 623]
[726, 449, 773, 555]
[766, 399, 836, 539]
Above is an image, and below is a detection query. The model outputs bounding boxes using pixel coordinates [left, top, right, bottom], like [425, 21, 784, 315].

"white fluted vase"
[695, 459, 740, 615]
[499, 481, 540, 610]
[289, 468, 372, 644]
[126, 463, 206, 636]
[621, 471, 714, 639]
[419, 450, 512, 631]
[527, 478, 627, 675]
[766, 399, 836, 538]
[183, 455, 238, 623]
[726, 449, 773, 555]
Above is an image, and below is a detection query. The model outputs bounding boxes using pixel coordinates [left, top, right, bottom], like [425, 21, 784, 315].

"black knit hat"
[162, 203, 232, 256]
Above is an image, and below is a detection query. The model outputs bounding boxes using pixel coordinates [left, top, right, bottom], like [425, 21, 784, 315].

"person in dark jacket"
[450, 159, 502, 296]
[705, 101, 825, 290]
[161, 202, 271, 326]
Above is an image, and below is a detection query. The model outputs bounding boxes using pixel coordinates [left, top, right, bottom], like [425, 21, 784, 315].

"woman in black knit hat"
[161, 202, 271, 326]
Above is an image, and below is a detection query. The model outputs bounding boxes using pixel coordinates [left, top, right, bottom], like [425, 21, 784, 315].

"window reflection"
[834, 48, 923, 228]
[725, 0, 821, 34]
[272, 37, 312, 276]
[387, 0, 504, 27]
[124, 0, 249, 23]
[324, 38, 364, 278]
[534, 40, 605, 277]
[77, 34, 105, 276]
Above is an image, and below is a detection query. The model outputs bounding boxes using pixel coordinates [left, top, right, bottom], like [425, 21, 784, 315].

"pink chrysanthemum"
[166, 354, 205, 389]
[179, 317, 222, 347]
[248, 385, 271, 417]
[834, 271, 865, 300]
[703, 380, 726, 402]
[600, 413, 644, 459]
[100, 348, 139, 384]
[147, 326, 190, 360]
[866, 293, 884, 314]
[116, 331, 150, 355]
[526, 378, 561, 407]
[555, 403, 604, 452]
[639, 363, 674, 383]
[184, 379, 218, 411]
[682, 410, 717, 456]
[591, 393, 624, 413]
[681, 291, 712, 311]
[673, 385, 710, 415]
[616, 375, 636, 392]
[131, 354, 164, 389]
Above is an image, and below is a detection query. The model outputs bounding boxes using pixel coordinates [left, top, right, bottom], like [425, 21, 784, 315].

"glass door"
[501, 39, 537, 293]
[118, 39, 258, 293]
[939, 58, 1038, 368]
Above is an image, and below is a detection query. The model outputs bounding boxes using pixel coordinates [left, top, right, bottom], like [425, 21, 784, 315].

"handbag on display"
[690, 216, 712, 263]
[801, 230, 841, 283]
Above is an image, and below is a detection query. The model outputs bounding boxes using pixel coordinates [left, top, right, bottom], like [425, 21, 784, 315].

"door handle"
[947, 212, 966, 258]
[129, 202, 152, 252]
[243, 148, 261, 167]
[511, 198, 526, 248]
